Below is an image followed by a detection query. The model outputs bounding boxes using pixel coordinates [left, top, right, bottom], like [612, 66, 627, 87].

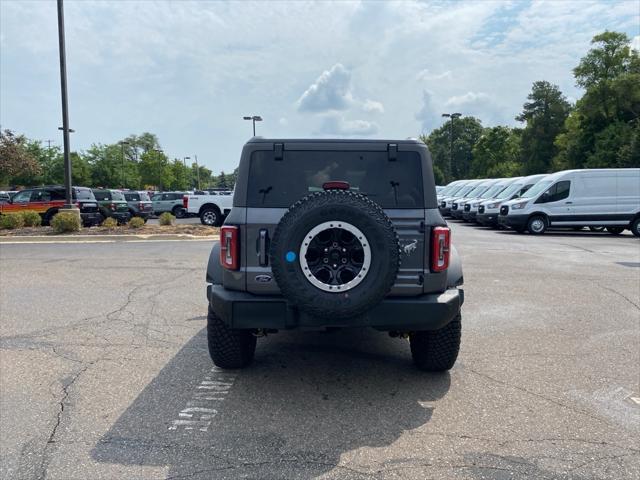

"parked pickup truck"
[183, 191, 234, 226]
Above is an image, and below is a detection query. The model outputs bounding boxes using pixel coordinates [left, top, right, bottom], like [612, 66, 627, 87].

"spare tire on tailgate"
[270, 190, 400, 319]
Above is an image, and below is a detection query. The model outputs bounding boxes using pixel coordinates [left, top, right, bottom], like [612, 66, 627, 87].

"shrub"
[159, 212, 175, 226]
[51, 212, 81, 233]
[129, 216, 145, 229]
[21, 210, 42, 227]
[0, 213, 25, 229]
[102, 217, 118, 229]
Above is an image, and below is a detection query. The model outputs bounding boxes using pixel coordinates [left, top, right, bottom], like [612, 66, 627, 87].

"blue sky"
[1, 0, 638, 174]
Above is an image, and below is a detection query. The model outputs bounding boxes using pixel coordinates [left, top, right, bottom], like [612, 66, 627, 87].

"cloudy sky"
[1, 1, 638, 173]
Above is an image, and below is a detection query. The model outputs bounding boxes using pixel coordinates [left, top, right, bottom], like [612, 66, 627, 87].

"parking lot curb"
[0, 234, 219, 244]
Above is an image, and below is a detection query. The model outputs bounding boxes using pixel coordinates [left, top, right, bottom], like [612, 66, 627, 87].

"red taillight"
[109, 203, 116, 211]
[183, 195, 188, 209]
[431, 226, 451, 272]
[220, 226, 239, 270]
[138, 202, 144, 210]
[322, 181, 350, 190]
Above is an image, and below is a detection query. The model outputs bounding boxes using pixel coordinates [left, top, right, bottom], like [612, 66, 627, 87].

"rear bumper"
[133, 211, 151, 219]
[81, 212, 102, 226]
[207, 285, 464, 331]
[498, 214, 528, 229]
[111, 212, 131, 223]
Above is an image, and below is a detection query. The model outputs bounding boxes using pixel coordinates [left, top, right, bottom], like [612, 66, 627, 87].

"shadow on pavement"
[92, 328, 451, 479]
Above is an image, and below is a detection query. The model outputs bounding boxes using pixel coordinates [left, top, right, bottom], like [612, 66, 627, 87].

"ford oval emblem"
[255, 274, 272, 283]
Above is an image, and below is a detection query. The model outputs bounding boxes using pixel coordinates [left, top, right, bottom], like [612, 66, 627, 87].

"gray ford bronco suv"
[205, 138, 464, 371]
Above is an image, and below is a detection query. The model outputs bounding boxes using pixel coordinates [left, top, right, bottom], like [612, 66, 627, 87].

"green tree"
[516, 81, 571, 174]
[421, 116, 484, 182]
[138, 150, 173, 190]
[0, 130, 41, 186]
[86, 143, 140, 188]
[555, 31, 640, 169]
[168, 160, 190, 190]
[471, 127, 522, 178]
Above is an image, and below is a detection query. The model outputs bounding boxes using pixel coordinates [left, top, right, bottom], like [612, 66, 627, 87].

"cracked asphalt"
[0, 223, 639, 480]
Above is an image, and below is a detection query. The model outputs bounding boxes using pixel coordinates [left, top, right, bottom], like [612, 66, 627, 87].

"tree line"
[1, 31, 637, 190]
[0, 131, 236, 191]
[422, 31, 639, 184]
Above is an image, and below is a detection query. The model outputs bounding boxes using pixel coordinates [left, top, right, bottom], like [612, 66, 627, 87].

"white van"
[437, 180, 466, 203]
[498, 169, 640, 236]
[463, 177, 522, 223]
[451, 179, 499, 220]
[439, 180, 479, 216]
[477, 174, 547, 227]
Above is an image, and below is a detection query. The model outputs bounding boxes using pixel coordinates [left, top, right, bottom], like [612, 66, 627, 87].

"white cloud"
[445, 91, 491, 108]
[631, 35, 640, 51]
[297, 64, 353, 113]
[361, 99, 384, 114]
[415, 90, 441, 132]
[318, 114, 379, 136]
[416, 69, 452, 81]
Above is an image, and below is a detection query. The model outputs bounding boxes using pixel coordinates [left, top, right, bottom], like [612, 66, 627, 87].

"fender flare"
[446, 244, 463, 287]
[206, 242, 222, 285]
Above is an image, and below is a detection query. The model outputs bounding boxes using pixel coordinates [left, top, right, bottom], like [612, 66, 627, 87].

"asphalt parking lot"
[0, 223, 638, 480]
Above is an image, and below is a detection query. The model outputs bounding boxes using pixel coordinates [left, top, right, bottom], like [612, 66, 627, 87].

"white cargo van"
[463, 177, 521, 223]
[439, 180, 479, 216]
[477, 174, 547, 227]
[498, 169, 640, 236]
[451, 179, 499, 220]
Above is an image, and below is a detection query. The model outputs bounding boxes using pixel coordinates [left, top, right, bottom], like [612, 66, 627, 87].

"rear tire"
[527, 215, 547, 235]
[207, 306, 256, 369]
[200, 207, 220, 226]
[172, 206, 186, 219]
[410, 314, 461, 372]
[631, 218, 640, 238]
[606, 226, 624, 235]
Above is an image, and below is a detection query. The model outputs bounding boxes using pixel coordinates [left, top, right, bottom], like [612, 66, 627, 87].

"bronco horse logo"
[403, 239, 418, 256]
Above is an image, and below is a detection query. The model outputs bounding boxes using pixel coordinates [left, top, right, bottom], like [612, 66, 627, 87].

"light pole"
[56, 0, 75, 210]
[120, 141, 130, 188]
[442, 112, 461, 180]
[194, 154, 200, 190]
[243, 115, 262, 136]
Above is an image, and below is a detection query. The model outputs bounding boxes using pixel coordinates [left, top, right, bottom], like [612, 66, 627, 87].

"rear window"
[93, 190, 111, 201]
[74, 188, 95, 200]
[124, 192, 140, 201]
[247, 150, 424, 208]
[111, 191, 126, 201]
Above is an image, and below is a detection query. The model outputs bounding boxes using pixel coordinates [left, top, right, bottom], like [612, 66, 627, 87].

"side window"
[537, 181, 571, 203]
[162, 194, 171, 201]
[171, 193, 182, 200]
[48, 189, 66, 201]
[12, 190, 32, 203]
[31, 189, 51, 202]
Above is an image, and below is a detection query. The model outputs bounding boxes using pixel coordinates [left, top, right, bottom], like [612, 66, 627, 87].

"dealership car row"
[0, 186, 232, 227]
[437, 168, 640, 237]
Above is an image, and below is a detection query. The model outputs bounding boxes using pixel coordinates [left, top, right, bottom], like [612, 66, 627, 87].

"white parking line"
[168, 367, 238, 432]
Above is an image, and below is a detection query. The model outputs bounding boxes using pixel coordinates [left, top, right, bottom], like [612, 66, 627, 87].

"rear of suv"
[92, 189, 131, 224]
[123, 190, 153, 221]
[205, 139, 464, 371]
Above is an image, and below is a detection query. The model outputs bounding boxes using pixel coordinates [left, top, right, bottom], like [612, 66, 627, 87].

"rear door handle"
[258, 229, 269, 266]
[565, 201, 573, 204]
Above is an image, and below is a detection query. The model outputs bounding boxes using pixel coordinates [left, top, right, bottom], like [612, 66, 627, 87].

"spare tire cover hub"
[299, 221, 371, 293]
